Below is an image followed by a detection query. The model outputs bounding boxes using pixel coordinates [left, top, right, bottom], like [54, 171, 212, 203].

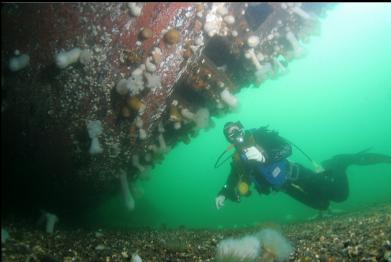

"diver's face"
[226, 126, 244, 144]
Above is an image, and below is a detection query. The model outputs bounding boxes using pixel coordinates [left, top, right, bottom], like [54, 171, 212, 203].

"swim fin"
[355, 147, 373, 155]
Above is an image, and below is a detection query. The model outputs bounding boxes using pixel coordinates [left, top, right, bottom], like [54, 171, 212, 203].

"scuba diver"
[215, 121, 391, 211]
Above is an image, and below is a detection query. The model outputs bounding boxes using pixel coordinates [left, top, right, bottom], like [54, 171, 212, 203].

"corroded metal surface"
[1, 3, 334, 212]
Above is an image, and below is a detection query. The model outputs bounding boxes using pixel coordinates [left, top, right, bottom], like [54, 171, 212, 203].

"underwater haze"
[87, 3, 391, 229]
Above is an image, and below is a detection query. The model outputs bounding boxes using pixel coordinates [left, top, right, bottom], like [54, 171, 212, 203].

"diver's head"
[223, 121, 245, 145]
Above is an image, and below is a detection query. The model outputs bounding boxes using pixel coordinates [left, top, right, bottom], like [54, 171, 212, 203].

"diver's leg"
[284, 164, 331, 210]
[322, 152, 391, 171]
[327, 170, 349, 202]
[320, 151, 391, 202]
[284, 183, 330, 211]
[351, 153, 391, 165]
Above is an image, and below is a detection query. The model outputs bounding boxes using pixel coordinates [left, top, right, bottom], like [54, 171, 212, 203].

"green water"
[89, 3, 391, 229]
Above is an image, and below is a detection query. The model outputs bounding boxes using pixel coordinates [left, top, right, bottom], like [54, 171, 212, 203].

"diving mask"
[226, 125, 244, 144]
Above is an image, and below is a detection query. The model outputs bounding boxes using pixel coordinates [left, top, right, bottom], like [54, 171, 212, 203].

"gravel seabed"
[2, 204, 391, 261]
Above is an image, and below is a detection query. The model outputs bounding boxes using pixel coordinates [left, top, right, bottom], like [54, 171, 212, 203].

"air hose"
[283, 138, 324, 173]
[214, 144, 235, 168]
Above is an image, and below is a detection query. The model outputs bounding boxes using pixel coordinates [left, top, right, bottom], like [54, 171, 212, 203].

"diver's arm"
[251, 128, 292, 163]
[270, 142, 292, 162]
[264, 133, 292, 163]
[217, 163, 240, 202]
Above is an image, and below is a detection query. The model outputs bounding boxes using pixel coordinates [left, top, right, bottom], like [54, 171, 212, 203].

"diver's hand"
[313, 161, 325, 173]
[215, 195, 226, 210]
[243, 146, 266, 163]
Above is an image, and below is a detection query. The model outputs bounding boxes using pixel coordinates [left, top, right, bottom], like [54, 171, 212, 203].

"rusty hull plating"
[1, 3, 333, 210]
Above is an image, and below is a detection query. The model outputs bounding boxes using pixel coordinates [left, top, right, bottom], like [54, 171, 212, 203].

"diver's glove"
[243, 146, 266, 163]
[215, 195, 226, 210]
[312, 161, 325, 173]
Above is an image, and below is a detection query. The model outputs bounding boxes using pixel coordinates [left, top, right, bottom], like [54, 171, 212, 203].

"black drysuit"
[218, 127, 391, 210]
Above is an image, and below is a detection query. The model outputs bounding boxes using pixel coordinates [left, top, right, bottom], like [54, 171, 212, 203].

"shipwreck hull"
[1, 3, 333, 214]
